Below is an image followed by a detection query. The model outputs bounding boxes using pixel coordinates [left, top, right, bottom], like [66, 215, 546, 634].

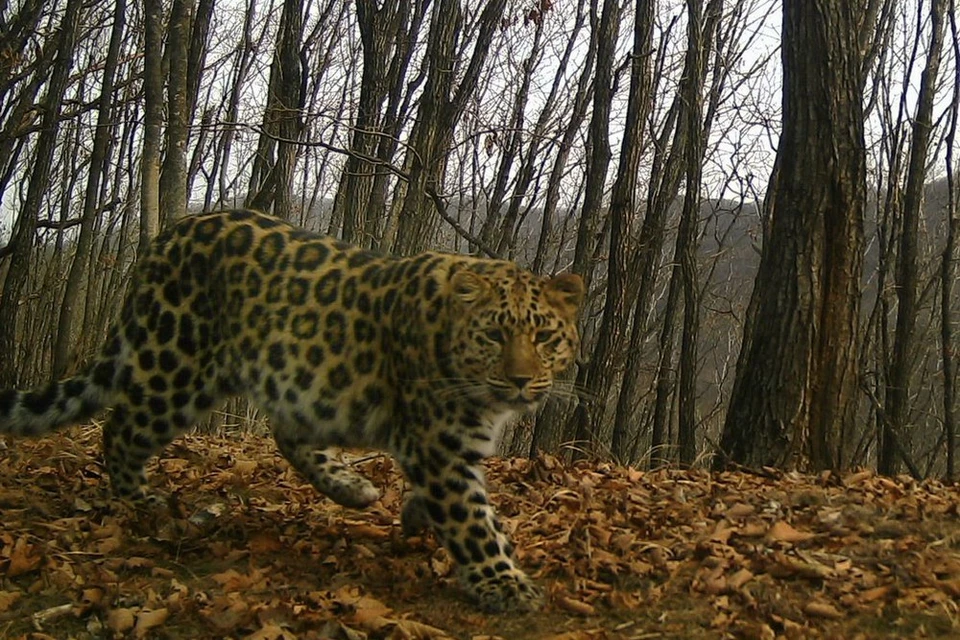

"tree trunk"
[676, 0, 721, 466]
[563, 0, 626, 456]
[939, 3, 958, 481]
[159, 0, 193, 225]
[141, 0, 163, 250]
[880, 0, 947, 475]
[531, 0, 594, 275]
[716, 0, 866, 472]
[247, 0, 305, 217]
[388, 0, 507, 255]
[333, 0, 406, 246]
[51, 0, 126, 378]
[0, 0, 82, 387]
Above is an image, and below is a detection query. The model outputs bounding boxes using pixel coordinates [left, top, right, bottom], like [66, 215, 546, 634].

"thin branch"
[860, 381, 924, 480]
[246, 122, 500, 257]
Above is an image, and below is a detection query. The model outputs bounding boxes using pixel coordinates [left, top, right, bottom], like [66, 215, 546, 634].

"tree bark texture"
[0, 0, 82, 387]
[51, 0, 126, 378]
[247, 0, 305, 216]
[140, 0, 163, 251]
[880, 0, 947, 475]
[158, 0, 193, 226]
[568, 0, 654, 458]
[717, 0, 866, 471]
[389, 0, 507, 255]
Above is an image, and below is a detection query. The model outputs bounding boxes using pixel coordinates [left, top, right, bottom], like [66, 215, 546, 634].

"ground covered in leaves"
[0, 428, 957, 639]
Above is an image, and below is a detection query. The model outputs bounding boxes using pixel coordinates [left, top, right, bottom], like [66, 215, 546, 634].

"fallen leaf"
[766, 521, 816, 544]
[134, 608, 170, 637]
[804, 601, 843, 619]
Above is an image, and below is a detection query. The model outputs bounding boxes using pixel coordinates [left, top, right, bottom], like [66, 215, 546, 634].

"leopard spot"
[264, 376, 280, 401]
[267, 342, 286, 370]
[347, 251, 376, 269]
[172, 367, 193, 389]
[294, 242, 330, 270]
[92, 359, 117, 388]
[148, 375, 168, 393]
[354, 351, 376, 375]
[132, 432, 156, 450]
[314, 269, 341, 305]
[465, 537, 485, 563]
[429, 482, 447, 500]
[468, 524, 488, 539]
[327, 363, 352, 390]
[254, 232, 287, 272]
[312, 401, 336, 421]
[287, 277, 309, 305]
[225, 225, 254, 256]
[294, 368, 314, 390]
[23, 384, 58, 414]
[148, 397, 168, 415]
[194, 218, 223, 244]
[194, 393, 214, 410]
[138, 350, 156, 371]
[353, 318, 376, 343]
[151, 419, 171, 435]
[306, 345, 324, 366]
[292, 312, 319, 340]
[324, 312, 347, 355]
[157, 311, 177, 345]
[158, 350, 178, 373]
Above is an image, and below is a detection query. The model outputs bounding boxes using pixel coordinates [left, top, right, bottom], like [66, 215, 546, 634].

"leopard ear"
[545, 273, 584, 313]
[450, 270, 491, 304]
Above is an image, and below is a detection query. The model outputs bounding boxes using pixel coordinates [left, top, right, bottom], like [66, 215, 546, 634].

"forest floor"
[0, 427, 957, 640]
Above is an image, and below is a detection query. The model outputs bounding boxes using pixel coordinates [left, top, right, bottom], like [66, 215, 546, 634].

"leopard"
[0, 208, 583, 612]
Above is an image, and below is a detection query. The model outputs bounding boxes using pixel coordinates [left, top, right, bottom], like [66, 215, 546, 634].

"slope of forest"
[1, 428, 957, 639]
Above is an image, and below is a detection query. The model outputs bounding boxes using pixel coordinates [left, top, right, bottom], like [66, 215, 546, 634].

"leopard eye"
[534, 330, 555, 344]
[484, 328, 505, 343]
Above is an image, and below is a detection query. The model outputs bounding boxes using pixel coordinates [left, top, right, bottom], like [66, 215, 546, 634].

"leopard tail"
[0, 356, 119, 437]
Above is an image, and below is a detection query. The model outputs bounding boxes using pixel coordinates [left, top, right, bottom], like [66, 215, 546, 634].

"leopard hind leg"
[102, 384, 222, 501]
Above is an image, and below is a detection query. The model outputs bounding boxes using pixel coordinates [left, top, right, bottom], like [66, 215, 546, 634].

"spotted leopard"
[0, 208, 583, 612]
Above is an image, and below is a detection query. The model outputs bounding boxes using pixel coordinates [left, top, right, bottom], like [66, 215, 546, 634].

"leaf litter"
[0, 428, 957, 639]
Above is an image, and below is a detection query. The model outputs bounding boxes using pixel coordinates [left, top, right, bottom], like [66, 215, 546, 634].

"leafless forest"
[0, 0, 957, 478]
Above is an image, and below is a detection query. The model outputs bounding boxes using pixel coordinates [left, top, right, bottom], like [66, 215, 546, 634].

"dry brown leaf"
[727, 568, 754, 590]
[6, 536, 42, 577]
[804, 601, 843, 620]
[766, 521, 816, 544]
[245, 623, 299, 640]
[860, 585, 893, 602]
[725, 502, 755, 519]
[557, 595, 596, 616]
[0, 590, 22, 613]
[107, 608, 136, 634]
[134, 607, 169, 637]
[387, 618, 455, 639]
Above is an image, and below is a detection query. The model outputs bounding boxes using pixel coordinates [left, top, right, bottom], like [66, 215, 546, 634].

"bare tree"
[939, 0, 958, 481]
[717, 0, 866, 471]
[677, 0, 723, 465]
[880, 0, 948, 475]
[0, 0, 82, 387]
[388, 0, 508, 255]
[50, 0, 127, 378]
[331, 0, 410, 246]
[247, 0, 305, 216]
[141, 0, 163, 250]
[568, 0, 653, 458]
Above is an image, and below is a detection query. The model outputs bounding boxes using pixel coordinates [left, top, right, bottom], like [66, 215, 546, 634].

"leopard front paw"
[467, 569, 543, 613]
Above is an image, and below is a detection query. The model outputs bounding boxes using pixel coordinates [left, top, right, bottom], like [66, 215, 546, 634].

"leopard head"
[447, 265, 583, 411]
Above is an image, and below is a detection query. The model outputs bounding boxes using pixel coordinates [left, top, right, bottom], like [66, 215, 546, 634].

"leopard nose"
[507, 374, 533, 390]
